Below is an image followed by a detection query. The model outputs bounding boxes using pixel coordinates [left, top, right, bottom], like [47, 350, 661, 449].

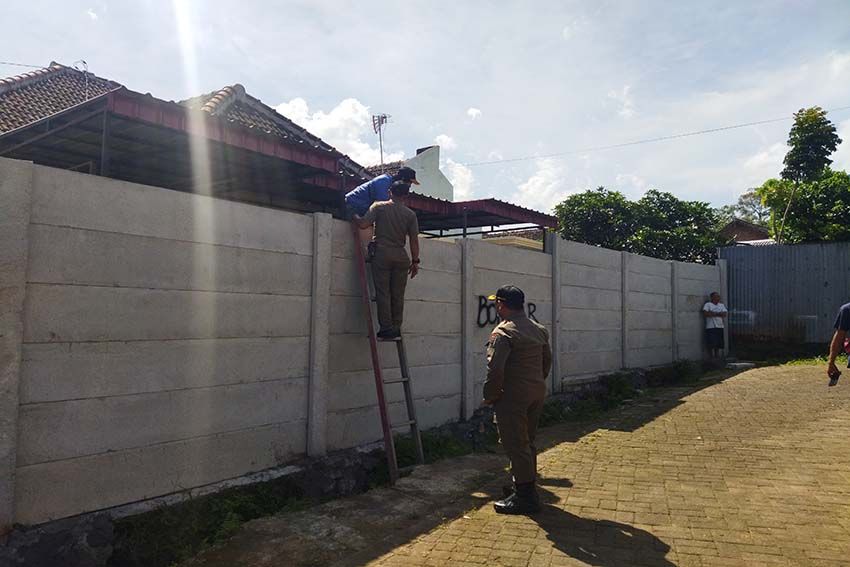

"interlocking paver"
[363, 365, 850, 566]
[190, 365, 850, 566]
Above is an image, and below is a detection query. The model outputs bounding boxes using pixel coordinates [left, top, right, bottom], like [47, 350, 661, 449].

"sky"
[3, 0, 850, 214]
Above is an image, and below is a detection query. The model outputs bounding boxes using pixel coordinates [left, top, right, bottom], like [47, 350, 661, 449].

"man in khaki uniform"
[483, 285, 552, 514]
[354, 181, 420, 340]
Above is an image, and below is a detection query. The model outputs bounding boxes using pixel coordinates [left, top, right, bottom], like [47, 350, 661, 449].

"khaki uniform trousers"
[372, 245, 410, 332]
[494, 396, 545, 484]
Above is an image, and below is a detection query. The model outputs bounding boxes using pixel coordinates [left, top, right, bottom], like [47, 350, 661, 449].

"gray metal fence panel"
[719, 242, 850, 342]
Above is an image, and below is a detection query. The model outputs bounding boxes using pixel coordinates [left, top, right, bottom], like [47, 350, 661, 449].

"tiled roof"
[0, 62, 120, 133]
[365, 160, 404, 177]
[180, 84, 371, 180]
[482, 228, 545, 241]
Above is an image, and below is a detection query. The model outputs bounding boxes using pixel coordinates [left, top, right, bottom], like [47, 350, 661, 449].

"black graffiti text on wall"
[477, 295, 538, 327]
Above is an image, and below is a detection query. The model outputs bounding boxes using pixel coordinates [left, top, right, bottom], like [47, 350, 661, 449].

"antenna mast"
[372, 113, 390, 172]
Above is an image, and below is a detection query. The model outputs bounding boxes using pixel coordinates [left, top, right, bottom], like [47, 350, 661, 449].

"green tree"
[630, 190, 722, 263]
[554, 188, 723, 263]
[756, 170, 850, 243]
[782, 106, 842, 183]
[715, 190, 770, 228]
[554, 187, 634, 250]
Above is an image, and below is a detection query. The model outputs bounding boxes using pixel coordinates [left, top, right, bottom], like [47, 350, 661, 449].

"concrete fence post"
[461, 238, 475, 420]
[621, 251, 631, 369]
[307, 212, 332, 457]
[671, 261, 680, 361]
[718, 258, 729, 358]
[0, 158, 34, 533]
[547, 232, 562, 393]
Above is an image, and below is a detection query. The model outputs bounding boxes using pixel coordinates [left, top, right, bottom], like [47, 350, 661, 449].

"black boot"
[494, 482, 541, 515]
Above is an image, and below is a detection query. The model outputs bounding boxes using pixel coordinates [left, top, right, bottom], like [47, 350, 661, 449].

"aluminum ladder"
[350, 223, 425, 483]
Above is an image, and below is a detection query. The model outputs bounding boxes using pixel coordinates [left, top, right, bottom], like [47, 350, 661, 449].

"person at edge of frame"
[481, 285, 552, 515]
[827, 300, 850, 386]
[352, 180, 420, 340]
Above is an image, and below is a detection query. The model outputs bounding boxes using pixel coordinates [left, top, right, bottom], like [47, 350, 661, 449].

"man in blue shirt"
[827, 301, 850, 385]
[345, 166, 419, 217]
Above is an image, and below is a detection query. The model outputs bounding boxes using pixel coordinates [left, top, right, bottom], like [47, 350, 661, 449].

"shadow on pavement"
[532, 486, 677, 567]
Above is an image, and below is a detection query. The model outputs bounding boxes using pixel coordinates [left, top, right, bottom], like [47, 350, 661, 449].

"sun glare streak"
[174, 0, 218, 431]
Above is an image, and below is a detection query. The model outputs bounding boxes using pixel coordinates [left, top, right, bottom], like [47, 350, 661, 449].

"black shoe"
[377, 329, 401, 341]
[494, 483, 541, 515]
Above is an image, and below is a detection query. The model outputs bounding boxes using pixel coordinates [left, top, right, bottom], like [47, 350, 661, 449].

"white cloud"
[434, 134, 457, 151]
[607, 85, 635, 119]
[511, 158, 574, 213]
[487, 150, 504, 161]
[561, 18, 585, 40]
[614, 173, 648, 198]
[832, 118, 850, 171]
[467, 107, 482, 120]
[274, 97, 404, 166]
[86, 8, 98, 20]
[445, 159, 474, 201]
[743, 142, 786, 174]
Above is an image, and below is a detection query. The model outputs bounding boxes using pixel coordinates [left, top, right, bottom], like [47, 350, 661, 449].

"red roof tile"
[0, 62, 120, 133]
[180, 84, 371, 180]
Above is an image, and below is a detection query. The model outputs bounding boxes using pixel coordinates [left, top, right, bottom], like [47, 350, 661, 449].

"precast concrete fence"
[0, 158, 725, 528]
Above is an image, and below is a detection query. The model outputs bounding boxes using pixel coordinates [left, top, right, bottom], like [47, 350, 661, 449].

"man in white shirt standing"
[702, 292, 728, 359]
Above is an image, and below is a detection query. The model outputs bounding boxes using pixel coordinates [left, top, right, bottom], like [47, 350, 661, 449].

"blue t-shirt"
[345, 174, 393, 216]
[834, 302, 850, 331]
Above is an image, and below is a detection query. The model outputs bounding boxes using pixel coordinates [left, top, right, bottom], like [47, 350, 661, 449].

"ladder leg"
[351, 223, 399, 483]
[397, 339, 425, 465]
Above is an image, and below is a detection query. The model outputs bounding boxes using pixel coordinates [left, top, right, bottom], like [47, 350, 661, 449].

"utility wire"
[0, 61, 44, 69]
[462, 104, 850, 167]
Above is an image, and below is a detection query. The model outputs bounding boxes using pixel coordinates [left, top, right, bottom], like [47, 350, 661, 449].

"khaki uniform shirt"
[484, 313, 552, 403]
[362, 200, 419, 249]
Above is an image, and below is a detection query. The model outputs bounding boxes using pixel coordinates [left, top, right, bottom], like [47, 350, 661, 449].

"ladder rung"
[391, 419, 417, 429]
[383, 377, 409, 385]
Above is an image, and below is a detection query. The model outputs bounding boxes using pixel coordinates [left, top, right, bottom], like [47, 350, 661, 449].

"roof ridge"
[200, 83, 246, 115]
[0, 62, 68, 95]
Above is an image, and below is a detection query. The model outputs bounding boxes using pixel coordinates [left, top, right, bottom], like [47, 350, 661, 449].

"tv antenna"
[72, 60, 89, 100]
[372, 113, 390, 171]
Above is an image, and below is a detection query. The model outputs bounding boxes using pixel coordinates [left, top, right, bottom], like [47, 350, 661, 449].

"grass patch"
[782, 353, 847, 367]
[109, 476, 308, 567]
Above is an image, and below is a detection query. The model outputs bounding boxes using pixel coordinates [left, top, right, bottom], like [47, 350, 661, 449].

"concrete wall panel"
[15, 420, 306, 525]
[328, 334, 461, 374]
[629, 291, 671, 311]
[562, 351, 622, 375]
[629, 255, 671, 277]
[560, 330, 622, 354]
[328, 363, 461, 412]
[561, 286, 622, 311]
[23, 285, 310, 343]
[629, 272, 672, 294]
[627, 310, 673, 331]
[471, 240, 551, 277]
[18, 378, 308, 466]
[562, 308, 622, 331]
[560, 240, 622, 269]
[31, 167, 314, 255]
[27, 224, 313, 295]
[20, 337, 309, 403]
[327, 395, 460, 450]
[562, 264, 622, 291]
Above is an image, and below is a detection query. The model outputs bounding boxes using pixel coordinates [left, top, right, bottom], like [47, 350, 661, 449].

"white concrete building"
[367, 145, 454, 202]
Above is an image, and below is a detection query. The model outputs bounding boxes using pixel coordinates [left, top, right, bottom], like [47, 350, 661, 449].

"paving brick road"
[191, 365, 850, 567]
[366, 365, 850, 567]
